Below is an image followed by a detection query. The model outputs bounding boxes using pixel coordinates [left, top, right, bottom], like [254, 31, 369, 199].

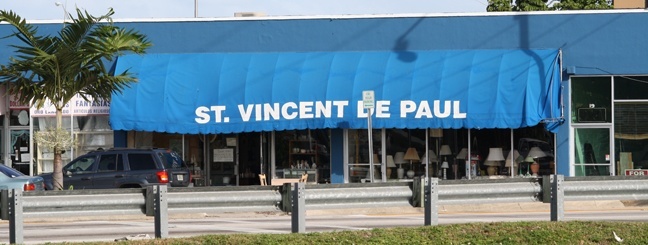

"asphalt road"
[0, 210, 647, 244]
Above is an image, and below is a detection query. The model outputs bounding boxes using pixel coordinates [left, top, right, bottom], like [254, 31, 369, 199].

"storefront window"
[74, 116, 114, 156]
[34, 117, 77, 174]
[348, 129, 382, 183]
[614, 76, 648, 100]
[347, 129, 428, 183]
[9, 109, 30, 126]
[275, 129, 330, 183]
[571, 77, 611, 124]
[574, 128, 610, 176]
[614, 102, 648, 174]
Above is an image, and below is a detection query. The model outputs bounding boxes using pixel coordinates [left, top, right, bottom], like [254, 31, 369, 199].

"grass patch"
[67, 221, 648, 245]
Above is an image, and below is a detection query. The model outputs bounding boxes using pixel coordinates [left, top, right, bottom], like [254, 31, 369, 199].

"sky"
[2, 0, 489, 21]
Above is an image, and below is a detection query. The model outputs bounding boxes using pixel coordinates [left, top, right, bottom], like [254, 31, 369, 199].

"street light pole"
[194, 0, 198, 18]
[55, 1, 67, 27]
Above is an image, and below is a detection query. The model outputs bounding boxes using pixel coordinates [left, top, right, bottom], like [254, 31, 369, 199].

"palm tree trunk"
[52, 109, 64, 190]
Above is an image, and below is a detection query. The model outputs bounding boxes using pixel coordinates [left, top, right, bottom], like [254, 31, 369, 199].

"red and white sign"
[625, 169, 648, 176]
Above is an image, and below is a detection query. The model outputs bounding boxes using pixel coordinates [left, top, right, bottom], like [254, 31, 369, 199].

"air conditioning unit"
[234, 12, 266, 17]
[577, 108, 606, 122]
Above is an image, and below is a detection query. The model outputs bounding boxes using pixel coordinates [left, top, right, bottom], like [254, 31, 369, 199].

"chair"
[259, 174, 267, 186]
[299, 172, 308, 183]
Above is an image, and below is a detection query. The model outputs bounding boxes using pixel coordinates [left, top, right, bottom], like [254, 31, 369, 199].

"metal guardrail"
[283, 182, 413, 212]
[541, 175, 648, 222]
[162, 186, 283, 214]
[563, 176, 648, 201]
[436, 178, 542, 205]
[2, 175, 648, 243]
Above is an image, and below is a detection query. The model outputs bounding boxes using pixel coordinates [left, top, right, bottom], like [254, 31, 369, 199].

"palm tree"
[0, 8, 151, 190]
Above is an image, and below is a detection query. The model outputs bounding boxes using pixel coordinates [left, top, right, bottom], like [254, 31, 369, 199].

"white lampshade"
[527, 147, 547, 158]
[422, 150, 437, 164]
[456, 148, 468, 160]
[439, 145, 452, 156]
[505, 150, 521, 167]
[486, 148, 505, 161]
[524, 156, 535, 163]
[366, 166, 378, 179]
[394, 152, 406, 164]
[441, 161, 449, 168]
[386, 155, 396, 167]
[404, 147, 420, 162]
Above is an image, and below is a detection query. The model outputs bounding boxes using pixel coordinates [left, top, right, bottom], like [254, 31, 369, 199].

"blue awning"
[110, 49, 562, 134]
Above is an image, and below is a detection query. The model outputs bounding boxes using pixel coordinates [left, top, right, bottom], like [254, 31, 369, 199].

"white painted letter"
[453, 101, 467, 118]
[238, 104, 254, 122]
[299, 101, 314, 119]
[195, 106, 210, 124]
[282, 102, 298, 120]
[415, 101, 432, 119]
[315, 101, 332, 118]
[357, 101, 369, 118]
[333, 101, 348, 118]
[400, 100, 416, 118]
[264, 103, 280, 121]
[434, 100, 451, 118]
[376, 100, 390, 118]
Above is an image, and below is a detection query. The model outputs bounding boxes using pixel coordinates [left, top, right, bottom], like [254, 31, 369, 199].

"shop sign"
[29, 94, 110, 117]
[625, 169, 648, 176]
[10, 94, 30, 109]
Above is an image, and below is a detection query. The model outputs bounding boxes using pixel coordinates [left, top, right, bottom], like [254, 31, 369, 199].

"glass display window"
[571, 77, 611, 124]
[276, 129, 330, 183]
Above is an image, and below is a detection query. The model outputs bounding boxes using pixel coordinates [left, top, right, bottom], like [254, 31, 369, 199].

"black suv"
[40, 148, 191, 190]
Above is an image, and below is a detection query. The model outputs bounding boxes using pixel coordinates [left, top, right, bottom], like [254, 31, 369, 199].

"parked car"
[40, 148, 191, 190]
[0, 164, 45, 191]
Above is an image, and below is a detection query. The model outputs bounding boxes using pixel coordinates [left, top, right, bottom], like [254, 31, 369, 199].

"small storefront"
[0, 88, 114, 176]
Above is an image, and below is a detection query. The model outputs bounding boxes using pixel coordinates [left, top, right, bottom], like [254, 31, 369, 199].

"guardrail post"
[1, 189, 8, 220]
[291, 182, 305, 233]
[154, 185, 168, 238]
[550, 174, 564, 222]
[282, 183, 292, 212]
[424, 177, 439, 226]
[9, 189, 23, 244]
[542, 175, 550, 203]
[413, 177, 424, 207]
[146, 186, 154, 216]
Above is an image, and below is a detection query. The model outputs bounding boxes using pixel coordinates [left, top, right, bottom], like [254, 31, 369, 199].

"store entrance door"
[10, 129, 30, 175]
[237, 132, 263, 185]
[207, 132, 263, 186]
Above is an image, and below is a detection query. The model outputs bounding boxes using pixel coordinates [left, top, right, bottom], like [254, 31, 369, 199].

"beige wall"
[615, 0, 646, 9]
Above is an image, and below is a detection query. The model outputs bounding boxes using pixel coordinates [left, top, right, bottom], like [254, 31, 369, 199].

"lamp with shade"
[368, 153, 380, 182]
[421, 150, 437, 178]
[527, 147, 546, 176]
[386, 155, 396, 179]
[485, 147, 505, 176]
[527, 146, 548, 158]
[394, 152, 406, 179]
[455, 148, 468, 179]
[403, 147, 420, 178]
[439, 145, 452, 178]
[523, 156, 535, 176]
[440, 161, 449, 179]
[505, 150, 522, 176]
